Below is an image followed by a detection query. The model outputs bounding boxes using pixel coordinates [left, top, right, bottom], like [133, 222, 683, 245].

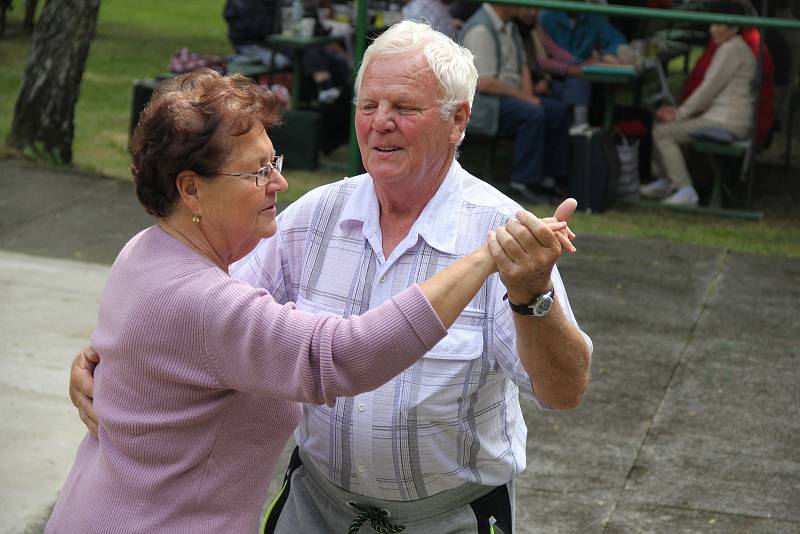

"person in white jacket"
[642, 1, 756, 207]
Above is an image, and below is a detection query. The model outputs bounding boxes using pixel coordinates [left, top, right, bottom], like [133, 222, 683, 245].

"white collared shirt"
[231, 161, 591, 500]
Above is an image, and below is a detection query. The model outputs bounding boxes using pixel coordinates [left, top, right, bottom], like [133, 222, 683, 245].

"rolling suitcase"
[569, 127, 620, 213]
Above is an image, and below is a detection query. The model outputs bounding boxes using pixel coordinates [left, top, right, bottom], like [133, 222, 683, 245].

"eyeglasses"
[218, 155, 284, 187]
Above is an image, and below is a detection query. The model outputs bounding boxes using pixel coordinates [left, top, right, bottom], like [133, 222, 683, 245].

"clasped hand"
[489, 198, 577, 305]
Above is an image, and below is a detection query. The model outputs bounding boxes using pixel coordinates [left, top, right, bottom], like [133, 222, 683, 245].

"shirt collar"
[483, 3, 510, 32]
[339, 160, 463, 255]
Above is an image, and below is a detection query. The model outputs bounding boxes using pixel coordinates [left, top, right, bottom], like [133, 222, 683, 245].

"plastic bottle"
[290, 0, 304, 35]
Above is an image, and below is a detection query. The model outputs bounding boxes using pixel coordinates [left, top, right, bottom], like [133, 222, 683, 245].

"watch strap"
[503, 288, 554, 316]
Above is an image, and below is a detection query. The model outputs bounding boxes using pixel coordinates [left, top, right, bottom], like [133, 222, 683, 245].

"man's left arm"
[596, 15, 626, 56]
[489, 207, 591, 410]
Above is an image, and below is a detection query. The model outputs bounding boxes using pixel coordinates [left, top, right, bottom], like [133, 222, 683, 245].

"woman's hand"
[656, 105, 678, 123]
[543, 197, 577, 254]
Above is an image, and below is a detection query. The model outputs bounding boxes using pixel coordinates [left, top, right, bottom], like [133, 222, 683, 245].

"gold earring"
[191, 213, 201, 223]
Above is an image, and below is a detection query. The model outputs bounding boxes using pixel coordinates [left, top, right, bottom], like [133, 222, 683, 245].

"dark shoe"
[509, 182, 552, 205]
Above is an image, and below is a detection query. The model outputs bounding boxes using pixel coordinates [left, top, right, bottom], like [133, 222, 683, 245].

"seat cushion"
[689, 127, 737, 144]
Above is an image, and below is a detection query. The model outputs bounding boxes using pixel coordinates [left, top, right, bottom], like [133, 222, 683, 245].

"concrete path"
[1, 159, 798, 533]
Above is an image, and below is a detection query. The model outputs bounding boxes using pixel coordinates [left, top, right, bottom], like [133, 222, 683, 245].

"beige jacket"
[677, 35, 756, 137]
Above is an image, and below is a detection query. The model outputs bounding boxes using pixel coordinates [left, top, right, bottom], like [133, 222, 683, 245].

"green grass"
[2, 3, 798, 257]
[565, 203, 800, 257]
[1, 1, 232, 177]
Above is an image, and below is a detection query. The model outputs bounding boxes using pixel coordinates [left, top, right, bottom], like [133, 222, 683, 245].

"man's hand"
[656, 105, 678, 123]
[489, 209, 564, 305]
[70, 346, 99, 436]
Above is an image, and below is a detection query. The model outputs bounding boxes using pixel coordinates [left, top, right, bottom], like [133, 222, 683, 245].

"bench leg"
[786, 88, 796, 170]
[707, 155, 724, 208]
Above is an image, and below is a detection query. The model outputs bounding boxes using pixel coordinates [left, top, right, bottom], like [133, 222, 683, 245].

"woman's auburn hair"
[131, 68, 283, 217]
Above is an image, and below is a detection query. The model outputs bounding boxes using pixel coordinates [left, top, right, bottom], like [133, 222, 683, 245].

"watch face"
[533, 295, 553, 316]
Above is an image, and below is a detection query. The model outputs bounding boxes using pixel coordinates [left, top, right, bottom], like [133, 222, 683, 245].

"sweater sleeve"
[201, 278, 447, 405]
[538, 28, 576, 76]
[677, 40, 739, 120]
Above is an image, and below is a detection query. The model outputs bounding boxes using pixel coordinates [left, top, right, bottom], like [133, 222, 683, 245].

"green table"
[580, 65, 639, 131]
[226, 62, 274, 81]
[264, 33, 345, 110]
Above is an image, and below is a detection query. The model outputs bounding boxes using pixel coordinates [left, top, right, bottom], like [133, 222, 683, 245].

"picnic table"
[264, 33, 349, 110]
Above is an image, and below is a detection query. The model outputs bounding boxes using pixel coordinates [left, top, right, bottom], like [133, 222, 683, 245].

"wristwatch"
[505, 288, 554, 317]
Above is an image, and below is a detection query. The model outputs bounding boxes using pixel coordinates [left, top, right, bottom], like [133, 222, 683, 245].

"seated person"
[402, 0, 460, 39]
[641, 1, 756, 206]
[679, 26, 775, 147]
[224, 0, 291, 70]
[538, 6, 627, 64]
[461, 2, 570, 203]
[517, 6, 594, 132]
[224, 0, 350, 104]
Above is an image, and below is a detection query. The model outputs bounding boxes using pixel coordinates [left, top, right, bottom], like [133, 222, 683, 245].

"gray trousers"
[266, 448, 515, 533]
[652, 117, 737, 188]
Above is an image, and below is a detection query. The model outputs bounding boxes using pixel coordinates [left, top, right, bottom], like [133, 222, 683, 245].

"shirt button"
[379, 276, 386, 283]
[358, 465, 366, 473]
[358, 403, 366, 412]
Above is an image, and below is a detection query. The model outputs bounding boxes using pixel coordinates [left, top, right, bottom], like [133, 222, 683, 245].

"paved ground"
[1, 158, 798, 534]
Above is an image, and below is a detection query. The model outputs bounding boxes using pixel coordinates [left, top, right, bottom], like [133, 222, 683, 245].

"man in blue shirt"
[539, 8, 626, 62]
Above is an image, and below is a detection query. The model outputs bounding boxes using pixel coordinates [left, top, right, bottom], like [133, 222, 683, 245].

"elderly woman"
[44, 69, 563, 533]
[641, 1, 756, 206]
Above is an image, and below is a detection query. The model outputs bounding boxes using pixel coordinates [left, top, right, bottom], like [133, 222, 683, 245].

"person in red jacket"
[680, 27, 775, 147]
[642, 2, 774, 206]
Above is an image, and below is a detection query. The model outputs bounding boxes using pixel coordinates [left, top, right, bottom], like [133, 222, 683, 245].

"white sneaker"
[568, 123, 591, 136]
[662, 185, 699, 206]
[640, 178, 675, 199]
[318, 86, 341, 104]
[541, 176, 556, 190]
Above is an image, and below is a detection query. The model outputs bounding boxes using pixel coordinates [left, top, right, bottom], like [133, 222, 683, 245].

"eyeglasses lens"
[256, 156, 283, 187]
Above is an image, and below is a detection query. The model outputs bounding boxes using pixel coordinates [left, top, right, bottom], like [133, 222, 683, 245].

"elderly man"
[70, 21, 591, 533]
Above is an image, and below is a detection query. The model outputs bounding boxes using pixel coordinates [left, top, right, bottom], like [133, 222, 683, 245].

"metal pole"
[482, 0, 800, 29]
[348, 0, 369, 176]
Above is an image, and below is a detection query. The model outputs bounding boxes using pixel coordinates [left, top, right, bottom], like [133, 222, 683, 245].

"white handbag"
[614, 129, 640, 196]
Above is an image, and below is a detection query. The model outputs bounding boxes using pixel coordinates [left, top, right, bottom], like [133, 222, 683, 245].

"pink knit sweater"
[46, 225, 446, 533]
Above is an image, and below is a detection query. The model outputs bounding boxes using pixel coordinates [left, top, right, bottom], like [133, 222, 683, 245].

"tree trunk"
[0, 0, 9, 38]
[8, 0, 100, 164]
[23, 0, 38, 32]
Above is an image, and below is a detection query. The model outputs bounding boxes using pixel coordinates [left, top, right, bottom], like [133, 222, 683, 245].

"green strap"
[347, 503, 405, 534]
[260, 478, 289, 533]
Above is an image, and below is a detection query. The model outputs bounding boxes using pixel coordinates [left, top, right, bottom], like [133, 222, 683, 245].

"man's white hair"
[354, 20, 478, 120]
